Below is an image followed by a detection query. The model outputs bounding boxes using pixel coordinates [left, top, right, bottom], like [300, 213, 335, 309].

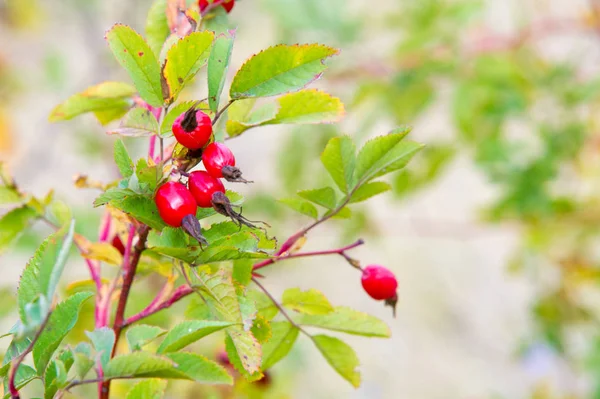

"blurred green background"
[3, 0, 600, 398]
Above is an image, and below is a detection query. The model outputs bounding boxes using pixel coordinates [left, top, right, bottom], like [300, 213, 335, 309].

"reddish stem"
[123, 285, 194, 327]
[149, 135, 157, 160]
[253, 239, 364, 271]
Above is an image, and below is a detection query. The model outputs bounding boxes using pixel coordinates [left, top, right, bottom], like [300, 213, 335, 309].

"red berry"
[202, 142, 235, 178]
[172, 108, 212, 150]
[222, 0, 235, 13]
[111, 235, 125, 255]
[361, 265, 398, 300]
[155, 181, 197, 227]
[188, 171, 225, 208]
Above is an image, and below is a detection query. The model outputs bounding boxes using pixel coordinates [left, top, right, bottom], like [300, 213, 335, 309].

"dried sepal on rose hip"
[361, 264, 398, 315]
[172, 106, 213, 150]
[154, 181, 207, 245]
[188, 171, 262, 229]
[202, 142, 251, 183]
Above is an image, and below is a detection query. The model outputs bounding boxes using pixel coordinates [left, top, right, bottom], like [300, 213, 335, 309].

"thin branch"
[122, 285, 194, 327]
[212, 99, 235, 125]
[253, 239, 364, 271]
[251, 277, 313, 340]
[8, 312, 52, 399]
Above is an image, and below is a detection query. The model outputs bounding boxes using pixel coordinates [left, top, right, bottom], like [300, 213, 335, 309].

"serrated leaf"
[208, 30, 235, 112]
[225, 328, 262, 379]
[86, 327, 116, 370]
[313, 335, 360, 387]
[160, 101, 197, 136]
[355, 133, 423, 185]
[73, 343, 95, 379]
[163, 31, 215, 102]
[230, 44, 339, 99]
[114, 139, 134, 178]
[108, 107, 160, 137]
[193, 267, 242, 322]
[266, 89, 344, 125]
[49, 82, 136, 122]
[38, 219, 75, 303]
[44, 359, 67, 399]
[146, 0, 170, 57]
[0, 206, 37, 254]
[2, 364, 36, 396]
[110, 194, 166, 230]
[93, 188, 137, 207]
[161, 352, 232, 384]
[156, 320, 233, 353]
[297, 187, 337, 209]
[106, 24, 164, 107]
[247, 290, 278, 321]
[261, 322, 298, 370]
[18, 237, 47, 322]
[282, 288, 334, 315]
[225, 102, 279, 137]
[126, 325, 166, 351]
[250, 315, 271, 344]
[136, 159, 162, 191]
[321, 136, 356, 193]
[349, 181, 391, 203]
[298, 306, 391, 337]
[278, 198, 318, 219]
[103, 352, 174, 379]
[32, 292, 93, 374]
[126, 379, 167, 399]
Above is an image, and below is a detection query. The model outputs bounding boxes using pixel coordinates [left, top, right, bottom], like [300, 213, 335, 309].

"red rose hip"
[361, 265, 398, 300]
[188, 171, 225, 208]
[172, 108, 213, 150]
[154, 181, 197, 227]
[199, 0, 235, 14]
[202, 142, 249, 182]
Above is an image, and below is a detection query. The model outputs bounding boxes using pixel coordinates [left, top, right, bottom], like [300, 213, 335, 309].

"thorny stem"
[251, 277, 313, 340]
[9, 313, 52, 399]
[253, 239, 365, 271]
[212, 99, 235, 125]
[122, 285, 194, 327]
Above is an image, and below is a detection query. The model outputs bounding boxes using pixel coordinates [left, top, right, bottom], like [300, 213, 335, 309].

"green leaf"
[266, 89, 344, 125]
[108, 107, 160, 137]
[73, 343, 95, 379]
[278, 198, 318, 219]
[0, 206, 37, 254]
[44, 359, 67, 399]
[2, 364, 36, 397]
[39, 220, 75, 303]
[126, 325, 166, 351]
[105, 24, 164, 107]
[297, 187, 337, 209]
[321, 136, 356, 193]
[349, 181, 391, 203]
[163, 31, 215, 102]
[313, 335, 360, 387]
[86, 327, 116, 370]
[49, 82, 136, 122]
[103, 352, 174, 379]
[193, 267, 242, 322]
[161, 352, 232, 385]
[126, 379, 167, 399]
[230, 44, 339, 99]
[110, 194, 166, 230]
[136, 159, 162, 192]
[18, 237, 47, 322]
[160, 101, 197, 136]
[0, 186, 24, 207]
[282, 288, 334, 315]
[32, 292, 94, 374]
[232, 259, 253, 286]
[93, 188, 137, 207]
[146, 0, 169, 57]
[247, 290, 278, 320]
[298, 306, 391, 337]
[114, 139, 134, 178]
[225, 102, 279, 137]
[261, 322, 298, 369]
[156, 320, 234, 353]
[225, 328, 262, 379]
[208, 30, 235, 112]
[355, 133, 423, 185]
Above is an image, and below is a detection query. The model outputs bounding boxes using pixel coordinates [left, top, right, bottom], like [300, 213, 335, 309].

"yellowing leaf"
[83, 242, 124, 265]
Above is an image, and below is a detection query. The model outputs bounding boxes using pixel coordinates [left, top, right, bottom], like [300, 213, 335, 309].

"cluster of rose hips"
[154, 106, 252, 245]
